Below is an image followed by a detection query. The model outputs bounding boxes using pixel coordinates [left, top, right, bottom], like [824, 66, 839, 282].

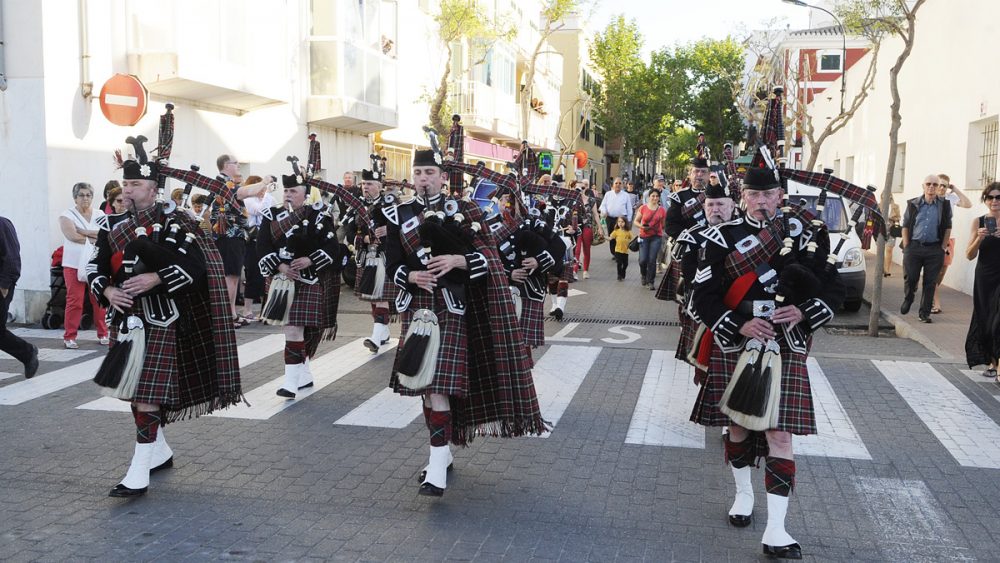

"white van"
[785, 181, 866, 312]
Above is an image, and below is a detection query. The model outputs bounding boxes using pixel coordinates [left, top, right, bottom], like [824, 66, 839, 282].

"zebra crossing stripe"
[532, 344, 603, 437]
[76, 334, 286, 413]
[874, 360, 1000, 469]
[796, 358, 871, 460]
[0, 355, 105, 405]
[334, 388, 423, 428]
[625, 350, 705, 448]
[209, 338, 398, 420]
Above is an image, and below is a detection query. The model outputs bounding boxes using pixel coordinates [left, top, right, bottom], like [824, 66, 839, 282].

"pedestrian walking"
[964, 182, 1000, 380]
[608, 217, 632, 281]
[0, 215, 39, 378]
[633, 190, 667, 288]
[900, 175, 953, 323]
[599, 178, 633, 257]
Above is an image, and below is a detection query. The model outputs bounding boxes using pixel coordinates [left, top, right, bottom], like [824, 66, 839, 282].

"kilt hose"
[106, 205, 243, 422]
[520, 297, 546, 348]
[690, 334, 816, 436]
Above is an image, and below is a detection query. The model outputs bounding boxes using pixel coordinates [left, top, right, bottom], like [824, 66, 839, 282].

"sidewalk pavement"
[864, 251, 973, 364]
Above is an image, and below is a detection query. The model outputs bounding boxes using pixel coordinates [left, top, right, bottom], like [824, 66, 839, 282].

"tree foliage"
[429, 0, 516, 133]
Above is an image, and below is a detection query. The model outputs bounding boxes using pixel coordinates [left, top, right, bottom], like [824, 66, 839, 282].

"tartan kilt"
[656, 260, 681, 301]
[286, 269, 339, 329]
[390, 289, 467, 398]
[675, 310, 696, 364]
[521, 296, 546, 348]
[353, 250, 399, 303]
[689, 335, 816, 435]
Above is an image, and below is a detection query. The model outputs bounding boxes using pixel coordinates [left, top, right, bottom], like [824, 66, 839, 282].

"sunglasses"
[985, 194, 1000, 201]
[924, 182, 940, 187]
[114, 198, 124, 203]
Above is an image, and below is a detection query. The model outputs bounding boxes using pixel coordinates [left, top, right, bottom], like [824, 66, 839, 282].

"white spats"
[626, 350, 704, 448]
[422, 445, 451, 490]
[119, 442, 155, 491]
[729, 465, 754, 518]
[874, 360, 1000, 469]
[761, 493, 797, 549]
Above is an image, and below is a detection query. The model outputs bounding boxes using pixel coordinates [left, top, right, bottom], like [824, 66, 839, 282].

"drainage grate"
[556, 315, 680, 327]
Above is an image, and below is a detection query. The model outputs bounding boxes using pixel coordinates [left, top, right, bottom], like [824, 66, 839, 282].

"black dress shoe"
[728, 512, 752, 527]
[150, 456, 173, 474]
[363, 338, 379, 353]
[919, 316, 932, 323]
[551, 308, 564, 321]
[762, 542, 802, 559]
[24, 345, 39, 379]
[417, 462, 454, 483]
[298, 382, 314, 390]
[276, 388, 295, 398]
[418, 482, 444, 497]
[900, 298, 913, 314]
[109, 483, 148, 498]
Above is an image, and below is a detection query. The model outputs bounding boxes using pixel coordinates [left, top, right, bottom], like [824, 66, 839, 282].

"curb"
[861, 295, 956, 360]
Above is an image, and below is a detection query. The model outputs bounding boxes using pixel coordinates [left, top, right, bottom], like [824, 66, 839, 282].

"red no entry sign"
[99, 74, 149, 126]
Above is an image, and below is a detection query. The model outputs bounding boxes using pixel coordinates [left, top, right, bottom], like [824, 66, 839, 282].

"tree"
[677, 38, 746, 158]
[589, 15, 644, 144]
[429, 0, 516, 133]
[520, 0, 589, 142]
[848, 0, 930, 336]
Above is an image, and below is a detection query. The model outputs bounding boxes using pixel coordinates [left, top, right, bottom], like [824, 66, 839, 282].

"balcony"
[449, 80, 518, 141]
[308, 40, 398, 133]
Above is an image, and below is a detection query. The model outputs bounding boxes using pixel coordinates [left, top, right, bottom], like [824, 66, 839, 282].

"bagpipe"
[358, 153, 390, 300]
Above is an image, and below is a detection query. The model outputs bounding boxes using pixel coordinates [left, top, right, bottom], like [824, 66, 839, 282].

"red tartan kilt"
[689, 336, 816, 435]
[353, 257, 399, 303]
[287, 270, 339, 328]
[520, 297, 545, 347]
[656, 260, 681, 301]
[675, 311, 696, 364]
[390, 290, 467, 398]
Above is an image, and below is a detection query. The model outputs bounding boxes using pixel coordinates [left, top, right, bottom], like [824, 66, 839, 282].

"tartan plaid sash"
[722, 221, 785, 281]
[680, 191, 707, 220]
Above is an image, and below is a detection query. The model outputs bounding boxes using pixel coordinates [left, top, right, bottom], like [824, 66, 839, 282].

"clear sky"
[587, 0, 817, 60]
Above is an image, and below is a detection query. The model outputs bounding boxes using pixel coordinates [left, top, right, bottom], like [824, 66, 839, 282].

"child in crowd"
[608, 216, 633, 281]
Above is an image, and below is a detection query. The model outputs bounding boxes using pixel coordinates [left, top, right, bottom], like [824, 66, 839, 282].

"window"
[818, 50, 842, 72]
[981, 119, 999, 185]
[833, 158, 841, 177]
[844, 156, 855, 183]
[892, 143, 906, 193]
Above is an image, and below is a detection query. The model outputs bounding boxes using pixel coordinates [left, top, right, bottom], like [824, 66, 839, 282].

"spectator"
[107, 187, 126, 215]
[57, 182, 109, 348]
[625, 180, 640, 210]
[708, 172, 721, 187]
[608, 217, 633, 281]
[883, 192, 902, 277]
[0, 215, 39, 378]
[900, 174, 952, 323]
[931, 173, 973, 313]
[643, 175, 666, 205]
[599, 177, 632, 256]
[633, 190, 667, 288]
[241, 174, 276, 320]
[190, 194, 212, 233]
[964, 182, 1000, 380]
[170, 188, 184, 208]
[671, 178, 684, 193]
[573, 182, 601, 280]
[99, 180, 121, 215]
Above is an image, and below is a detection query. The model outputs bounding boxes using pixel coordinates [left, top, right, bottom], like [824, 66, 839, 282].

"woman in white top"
[58, 182, 108, 348]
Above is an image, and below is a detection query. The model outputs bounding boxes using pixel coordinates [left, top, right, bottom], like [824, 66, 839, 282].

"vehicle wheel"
[42, 312, 64, 330]
[843, 299, 862, 312]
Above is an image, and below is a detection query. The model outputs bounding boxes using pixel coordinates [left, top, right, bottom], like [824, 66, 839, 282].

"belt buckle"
[753, 300, 776, 318]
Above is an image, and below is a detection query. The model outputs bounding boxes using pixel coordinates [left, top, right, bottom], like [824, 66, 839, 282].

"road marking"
[625, 350, 704, 448]
[601, 325, 644, 344]
[0, 356, 105, 405]
[532, 344, 602, 437]
[0, 372, 20, 381]
[874, 359, 1000, 468]
[209, 338, 397, 420]
[854, 477, 968, 561]
[76, 334, 286, 413]
[12, 328, 98, 340]
[567, 288, 587, 297]
[0, 348, 97, 362]
[547, 322, 591, 343]
[796, 358, 871, 459]
[334, 388, 423, 428]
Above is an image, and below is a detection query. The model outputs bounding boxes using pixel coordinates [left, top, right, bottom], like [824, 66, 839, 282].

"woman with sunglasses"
[964, 182, 1000, 380]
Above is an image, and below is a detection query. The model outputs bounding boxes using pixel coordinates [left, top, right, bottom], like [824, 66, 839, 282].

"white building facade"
[803, 1, 1000, 295]
[1, 0, 397, 321]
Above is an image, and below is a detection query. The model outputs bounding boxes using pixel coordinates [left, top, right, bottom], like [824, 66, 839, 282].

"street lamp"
[782, 0, 847, 114]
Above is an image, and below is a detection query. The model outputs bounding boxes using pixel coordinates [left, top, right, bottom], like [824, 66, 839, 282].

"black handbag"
[888, 224, 902, 238]
[628, 236, 640, 253]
